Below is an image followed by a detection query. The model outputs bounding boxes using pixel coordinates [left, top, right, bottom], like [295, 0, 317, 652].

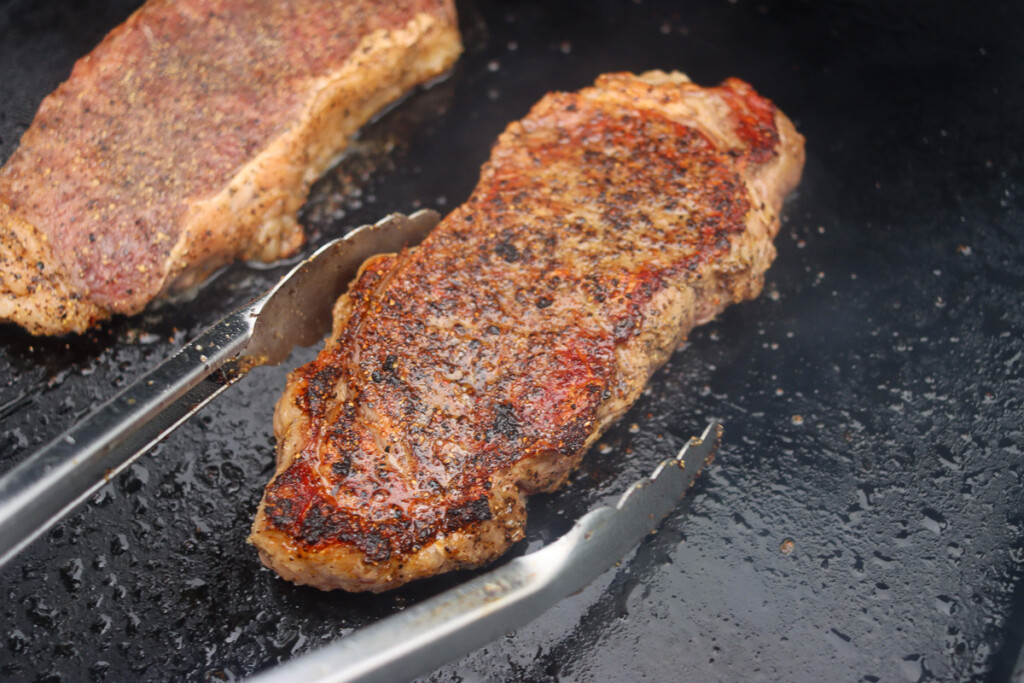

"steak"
[0, 0, 461, 335]
[249, 71, 805, 592]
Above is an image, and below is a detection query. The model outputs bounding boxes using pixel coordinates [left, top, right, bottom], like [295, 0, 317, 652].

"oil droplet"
[780, 538, 795, 555]
[60, 558, 84, 592]
[921, 508, 947, 535]
[934, 595, 957, 615]
[900, 654, 924, 681]
[791, 414, 804, 426]
[7, 629, 28, 654]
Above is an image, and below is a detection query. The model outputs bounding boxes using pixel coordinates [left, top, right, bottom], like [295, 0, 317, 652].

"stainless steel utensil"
[0, 210, 440, 569]
[250, 423, 721, 683]
[0, 206, 719, 683]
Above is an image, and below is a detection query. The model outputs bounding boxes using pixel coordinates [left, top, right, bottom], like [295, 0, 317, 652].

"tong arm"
[251, 423, 722, 683]
[0, 305, 259, 568]
[0, 210, 440, 570]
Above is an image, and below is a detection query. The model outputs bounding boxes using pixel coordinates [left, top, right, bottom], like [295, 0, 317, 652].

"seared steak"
[0, 0, 461, 335]
[250, 72, 805, 592]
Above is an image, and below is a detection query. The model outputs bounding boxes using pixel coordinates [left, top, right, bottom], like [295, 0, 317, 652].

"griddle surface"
[1, 1, 1022, 680]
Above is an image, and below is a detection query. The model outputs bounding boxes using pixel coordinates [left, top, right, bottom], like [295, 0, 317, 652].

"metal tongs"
[252, 422, 719, 683]
[0, 209, 721, 681]
[0, 210, 440, 567]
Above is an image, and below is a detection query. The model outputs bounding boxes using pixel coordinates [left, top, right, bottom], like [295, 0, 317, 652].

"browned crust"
[164, 10, 463, 293]
[0, 206, 107, 334]
[250, 72, 805, 592]
[0, 0, 461, 335]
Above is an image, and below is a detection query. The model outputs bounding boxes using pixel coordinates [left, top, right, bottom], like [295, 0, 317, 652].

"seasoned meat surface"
[0, 0, 461, 335]
[250, 72, 805, 592]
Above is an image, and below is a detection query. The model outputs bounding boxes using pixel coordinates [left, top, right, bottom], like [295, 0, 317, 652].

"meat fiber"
[0, 0, 461, 335]
[250, 71, 805, 592]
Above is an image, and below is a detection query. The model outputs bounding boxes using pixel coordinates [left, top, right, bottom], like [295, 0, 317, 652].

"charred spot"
[560, 422, 590, 453]
[486, 325, 500, 335]
[487, 402, 520, 442]
[413, 517, 437, 545]
[613, 317, 636, 341]
[361, 531, 392, 563]
[373, 354, 403, 386]
[331, 457, 351, 477]
[494, 240, 520, 263]
[535, 297, 553, 309]
[300, 504, 338, 546]
[326, 418, 356, 445]
[446, 497, 492, 530]
[267, 497, 295, 527]
[300, 365, 343, 415]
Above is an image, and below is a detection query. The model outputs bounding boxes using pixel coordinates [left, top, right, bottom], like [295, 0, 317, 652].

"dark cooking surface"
[1, 0, 1023, 680]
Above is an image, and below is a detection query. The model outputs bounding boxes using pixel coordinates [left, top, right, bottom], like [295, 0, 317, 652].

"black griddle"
[1, 0, 1023, 680]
